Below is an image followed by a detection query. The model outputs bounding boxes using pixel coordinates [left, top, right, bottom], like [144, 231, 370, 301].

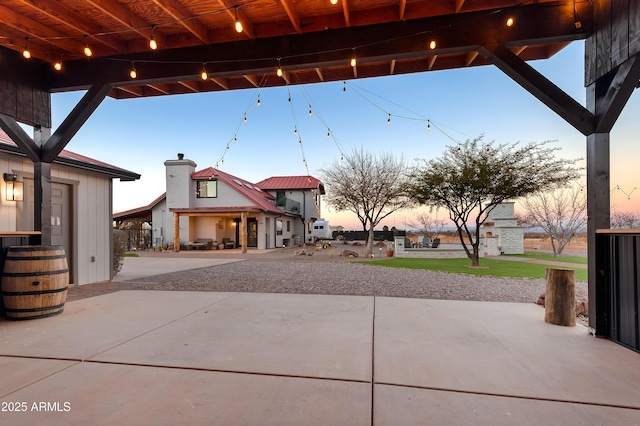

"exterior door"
[20, 180, 73, 283]
[247, 219, 257, 248]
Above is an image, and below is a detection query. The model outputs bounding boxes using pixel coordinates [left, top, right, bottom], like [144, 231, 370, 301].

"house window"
[276, 219, 283, 235]
[287, 220, 290, 232]
[197, 180, 217, 198]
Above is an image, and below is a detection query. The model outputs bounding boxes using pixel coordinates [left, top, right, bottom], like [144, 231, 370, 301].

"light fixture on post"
[3, 173, 23, 202]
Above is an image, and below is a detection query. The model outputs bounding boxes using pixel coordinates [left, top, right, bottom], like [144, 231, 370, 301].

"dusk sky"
[49, 40, 640, 230]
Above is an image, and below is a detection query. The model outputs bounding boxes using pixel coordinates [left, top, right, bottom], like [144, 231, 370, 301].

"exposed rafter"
[152, 0, 209, 44]
[279, 0, 302, 33]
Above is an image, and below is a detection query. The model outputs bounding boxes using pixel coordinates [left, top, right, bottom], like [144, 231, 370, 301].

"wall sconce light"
[4, 173, 23, 201]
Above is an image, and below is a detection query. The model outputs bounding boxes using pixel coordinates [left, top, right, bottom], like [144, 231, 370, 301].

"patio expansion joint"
[373, 381, 640, 412]
[0, 355, 81, 399]
[370, 296, 376, 426]
[76, 358, 373, 385]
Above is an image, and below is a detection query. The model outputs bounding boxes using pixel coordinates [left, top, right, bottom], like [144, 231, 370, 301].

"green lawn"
[364, 257, 587, 281]
[505, 251, 588, 264]
[124, 253, 140, 257]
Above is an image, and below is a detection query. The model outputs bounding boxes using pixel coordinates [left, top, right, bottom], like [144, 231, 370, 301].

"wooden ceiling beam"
[147, 83, 172, 94]
[390, 59, 396, 74]
[243, 75, 261, 87]
[16, 0, 125, 53]
[210, 77, 229, 90]
[465, 51, 478, 66]
[427, 55, 437, 70]
[46, 1, 592, 91]
[0, 3, 85, 55]
[399, 0, 407, 20]
[85, 0, 167, 48]
[455, 0, 466, 13]
[152, 0, 209, 44]
[342, 0, 351, 27]
[315, 68, 324, 81]
[178, 80, 200, 92]
[279, 0, 302, 34]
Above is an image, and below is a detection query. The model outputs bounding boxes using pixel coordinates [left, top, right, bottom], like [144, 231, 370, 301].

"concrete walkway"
[1, 258, 640, 424]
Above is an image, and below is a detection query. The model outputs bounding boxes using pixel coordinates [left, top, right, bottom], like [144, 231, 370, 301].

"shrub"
[113, 229, 127, 276]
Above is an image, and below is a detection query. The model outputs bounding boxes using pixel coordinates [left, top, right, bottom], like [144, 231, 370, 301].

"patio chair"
[431, 238, 441, 248]
[422, 236, 431, 248]
[222, 237, 235, 249]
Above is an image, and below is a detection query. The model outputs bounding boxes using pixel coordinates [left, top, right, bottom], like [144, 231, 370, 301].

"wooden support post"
[173, 213, 180, 252]
[545, 268, 576, 326]
[241, 211, 247, 253]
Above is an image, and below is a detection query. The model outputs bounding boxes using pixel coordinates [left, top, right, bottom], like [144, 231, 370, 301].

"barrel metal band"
[4, 302, 66, 313]
[2, 286, 69, 296]
[6, 254, 67, 260]
[2, 268, 69, 277]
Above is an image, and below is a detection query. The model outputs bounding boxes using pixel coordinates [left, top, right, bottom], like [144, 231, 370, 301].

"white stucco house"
[480, 202, 524, 255]
[114, 154, 325, 251]
[0, 129, 140, 285]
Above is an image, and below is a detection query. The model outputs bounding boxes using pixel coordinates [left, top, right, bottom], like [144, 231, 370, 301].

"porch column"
[241, 211, 247, 253]
[173, 212, 180, 252]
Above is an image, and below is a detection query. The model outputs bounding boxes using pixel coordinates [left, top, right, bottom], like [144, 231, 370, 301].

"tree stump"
[544, 268, 576, 326]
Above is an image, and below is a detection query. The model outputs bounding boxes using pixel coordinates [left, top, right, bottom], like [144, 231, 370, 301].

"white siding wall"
[0, 152, 114, 285]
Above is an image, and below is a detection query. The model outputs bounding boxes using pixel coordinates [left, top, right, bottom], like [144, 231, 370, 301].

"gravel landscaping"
[138, 246, 588, 305]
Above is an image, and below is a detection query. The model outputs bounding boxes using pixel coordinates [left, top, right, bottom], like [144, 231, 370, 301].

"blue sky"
[50, 40, 640, 230]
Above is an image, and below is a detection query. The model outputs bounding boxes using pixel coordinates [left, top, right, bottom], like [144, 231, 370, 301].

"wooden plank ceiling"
[0, 0, 592, 99]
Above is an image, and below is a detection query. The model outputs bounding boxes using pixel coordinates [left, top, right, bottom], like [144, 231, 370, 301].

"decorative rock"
[294, 249, 307, 256]
[342, 250, 359, 257]
[536, 289, 588, 317]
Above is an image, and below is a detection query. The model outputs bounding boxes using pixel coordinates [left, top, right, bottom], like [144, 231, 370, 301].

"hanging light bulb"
[234, 6, 243, 33]
[257, 97, 261, 106]
[506, 17, 514, 27]
[234, 136, 237, 143]
[244, 113, 247, 122]
[53, 61, 62, 71]
[330, 0, 338, 4]
[427, 120, 431, 131]
[149, 25, 158, 50]
[327, 130, 331, 138]
[343, 81, 346, 92]
[129, 63, 137, 79]
[429, 40, 436, 50]
[294, 127, 298, 135]
[201, 64, 208, 80]
[276, 66, 283, 77]
[387, 114, 391, 125]
[350, 49, 357, 67]
[308, 108, 312, 117]
[83, 35, 93, 57]
[22, 37, 31, 59]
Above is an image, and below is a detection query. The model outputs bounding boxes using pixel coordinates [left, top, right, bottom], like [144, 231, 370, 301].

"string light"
[343, 81, 346, 92]
[350, 49, 357, 67]
[53, 61, 62, 71]
[429, 40, 436, 50]
[327, 130, 331, 138]
[257, 97, 261, 106]
[276, 66, 283, 77]
[506, 17, 514, 27]
[129, 62, 137, 79]
[22, 37, 31, 59]
[149, 25, 158, 50]
[234, 6, 243, 33]
[243, 113, 247, 122]
[330, 0, 338, 4]
[83, 35, 92, 57]
[308, 108, 312, 116]
[201, 63, 208, 80]
[387, 114, 391, 125]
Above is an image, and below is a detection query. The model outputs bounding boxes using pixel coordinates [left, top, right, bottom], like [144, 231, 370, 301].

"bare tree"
[407, 211, 447, 238]
[521, 184, 587, 256]
[610, 210, 640, 229]
[408, 136, 582, 266]
[320, 148, 411, 257]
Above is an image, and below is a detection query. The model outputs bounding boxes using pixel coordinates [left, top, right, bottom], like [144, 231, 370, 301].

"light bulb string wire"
[215, 74, 267, 168]
[285, 84, 311, 176]
[290, 73, 347, 159]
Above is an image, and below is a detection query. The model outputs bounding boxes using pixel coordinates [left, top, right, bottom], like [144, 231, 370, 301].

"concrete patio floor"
[1, 257, 640, 425]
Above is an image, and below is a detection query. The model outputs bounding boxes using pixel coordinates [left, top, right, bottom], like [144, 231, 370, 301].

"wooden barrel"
[1, 246, 69, 320]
